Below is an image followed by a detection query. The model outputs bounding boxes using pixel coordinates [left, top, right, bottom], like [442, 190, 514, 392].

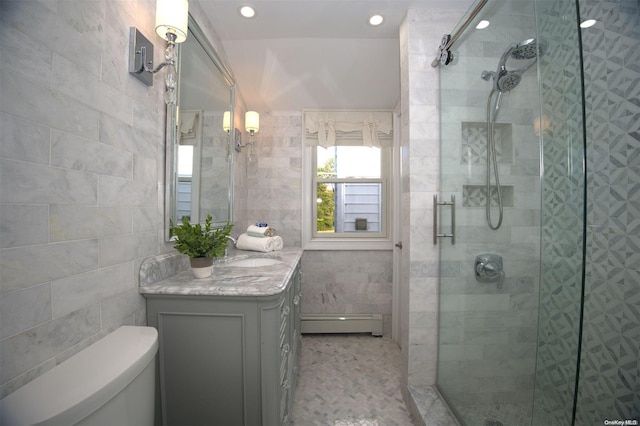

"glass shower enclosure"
[435, 0, 587, 424]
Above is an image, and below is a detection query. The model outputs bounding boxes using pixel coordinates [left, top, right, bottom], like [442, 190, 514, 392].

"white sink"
[226, 258, 283, 267]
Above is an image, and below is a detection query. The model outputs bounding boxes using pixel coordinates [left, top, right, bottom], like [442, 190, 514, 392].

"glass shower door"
[436, 0, 543, 418]
[434, 0, 585, 425]
[531, 1, 586, 424]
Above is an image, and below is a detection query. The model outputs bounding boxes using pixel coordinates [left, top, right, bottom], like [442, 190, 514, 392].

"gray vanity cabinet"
[145, 263, 302, 426]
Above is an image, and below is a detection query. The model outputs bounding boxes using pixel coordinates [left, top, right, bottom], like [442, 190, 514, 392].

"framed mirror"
[165, 14, 235, 241]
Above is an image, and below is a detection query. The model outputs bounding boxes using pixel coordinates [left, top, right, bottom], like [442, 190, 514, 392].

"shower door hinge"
[433, 194, 456, 245]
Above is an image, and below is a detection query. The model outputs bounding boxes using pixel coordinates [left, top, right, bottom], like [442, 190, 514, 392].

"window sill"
[303, 238, 394, 251]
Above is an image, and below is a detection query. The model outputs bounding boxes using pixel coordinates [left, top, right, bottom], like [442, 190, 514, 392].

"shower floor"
[409, 386, 534, 426]
[454, 403, 532, 426]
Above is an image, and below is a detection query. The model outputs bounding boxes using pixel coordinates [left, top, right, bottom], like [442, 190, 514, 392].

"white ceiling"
[197, 0, 473, 112]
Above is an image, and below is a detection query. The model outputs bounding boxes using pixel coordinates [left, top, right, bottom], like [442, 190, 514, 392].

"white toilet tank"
[0, 326, 158, 426]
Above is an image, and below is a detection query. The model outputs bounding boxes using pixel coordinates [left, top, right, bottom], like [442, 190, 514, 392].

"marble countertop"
[139, 248, 303, 297]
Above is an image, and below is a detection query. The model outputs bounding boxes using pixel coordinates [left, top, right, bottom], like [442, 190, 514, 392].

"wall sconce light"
[245, 111, 260, 135]
[235, 111, 259, 162]
[129, 0, 189, 104]
[223, 111, 231, 133]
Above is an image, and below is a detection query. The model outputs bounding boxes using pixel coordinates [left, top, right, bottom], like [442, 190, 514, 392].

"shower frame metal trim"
[431, 0, 489, 67]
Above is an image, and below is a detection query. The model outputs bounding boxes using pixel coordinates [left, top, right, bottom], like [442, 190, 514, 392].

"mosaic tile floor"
[454, 403, 532, 426]
[291, 334, 416, 426]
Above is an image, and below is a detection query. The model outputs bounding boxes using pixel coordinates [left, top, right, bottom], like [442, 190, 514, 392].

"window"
[177, 145, 194, 221]
[303, 110, 393, 250]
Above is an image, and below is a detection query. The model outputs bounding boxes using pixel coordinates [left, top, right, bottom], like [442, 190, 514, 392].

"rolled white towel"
[272, 236, 283, 251]
[247, 224, 275, 238]
[236, 233, 276, 252]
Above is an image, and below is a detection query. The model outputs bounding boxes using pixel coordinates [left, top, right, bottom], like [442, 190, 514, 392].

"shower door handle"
[433, 194, 456, 245]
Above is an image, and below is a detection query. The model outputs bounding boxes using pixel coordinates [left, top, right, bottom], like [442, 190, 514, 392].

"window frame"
[302, 130, 394, 251]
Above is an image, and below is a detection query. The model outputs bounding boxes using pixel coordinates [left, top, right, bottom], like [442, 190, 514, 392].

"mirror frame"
[165, 14, 236, 241]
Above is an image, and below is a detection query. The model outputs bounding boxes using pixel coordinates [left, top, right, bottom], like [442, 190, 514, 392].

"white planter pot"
[190, 257, 213, 278]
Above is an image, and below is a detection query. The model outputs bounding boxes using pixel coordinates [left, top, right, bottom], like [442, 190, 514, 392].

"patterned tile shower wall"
[576, 0, 640, 421]
[436, 1, 542, 414]
[534, 0, 640, 423]
[461, 122, 512, 165]
[533, 1, 586, 424]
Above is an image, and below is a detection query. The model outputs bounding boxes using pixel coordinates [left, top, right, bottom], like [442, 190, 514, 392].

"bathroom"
[0, 0, 638, 425]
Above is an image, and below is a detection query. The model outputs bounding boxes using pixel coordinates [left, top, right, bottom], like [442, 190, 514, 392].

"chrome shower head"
[482, 38, 545, 92]
[496, 71, 522, 92]
[511, 38, 545, 60]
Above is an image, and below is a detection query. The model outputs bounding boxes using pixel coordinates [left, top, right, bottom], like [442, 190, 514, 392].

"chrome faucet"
[224, 235, 237, 259]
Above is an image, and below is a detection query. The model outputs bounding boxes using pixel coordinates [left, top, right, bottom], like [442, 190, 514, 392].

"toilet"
[0, 326, 158, 425]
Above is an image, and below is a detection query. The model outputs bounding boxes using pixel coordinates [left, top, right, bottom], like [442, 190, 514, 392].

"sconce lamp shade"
[245, 111, 260, 133]
[155, 0, 189, 43]
[223, 111, 231, 132]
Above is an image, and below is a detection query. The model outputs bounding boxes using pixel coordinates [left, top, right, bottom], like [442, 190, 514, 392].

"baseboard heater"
[300, 314, 383, 336]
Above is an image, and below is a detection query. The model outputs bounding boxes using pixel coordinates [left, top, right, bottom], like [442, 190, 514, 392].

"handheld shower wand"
[481, 38, 545, 230]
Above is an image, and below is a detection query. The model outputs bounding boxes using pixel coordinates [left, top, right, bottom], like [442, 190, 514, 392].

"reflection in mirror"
[165, 14, 235, 241]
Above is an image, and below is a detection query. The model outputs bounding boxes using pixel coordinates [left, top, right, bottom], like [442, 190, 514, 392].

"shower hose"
[486, 89, 504, 230]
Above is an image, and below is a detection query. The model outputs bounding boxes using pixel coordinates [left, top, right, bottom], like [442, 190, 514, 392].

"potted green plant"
[170, 215, 233, 278]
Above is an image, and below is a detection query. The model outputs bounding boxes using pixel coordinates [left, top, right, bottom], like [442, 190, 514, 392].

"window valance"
[304, 110, 393, 148]
[179, 110, 200, 145]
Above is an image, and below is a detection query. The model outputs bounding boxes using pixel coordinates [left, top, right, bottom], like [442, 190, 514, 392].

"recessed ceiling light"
[476, 20, 490, 29]
[369, 14, 384, 26]
[580, 19, 597, 28]
[239, 5, 256, 18]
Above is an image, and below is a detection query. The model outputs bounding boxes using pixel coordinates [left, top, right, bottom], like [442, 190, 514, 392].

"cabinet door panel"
[159, 313, 246, 426]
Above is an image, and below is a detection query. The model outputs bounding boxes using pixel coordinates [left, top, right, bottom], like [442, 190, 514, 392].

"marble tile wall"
[399, 5, 472, 391]
[243, 112, 302, 247]
[0, 0, 236, 398]
[241, 112, 397, 335]
[301, 251, 393, 335]
[199, 113, 233, 223]
[0, 0, 165, 397]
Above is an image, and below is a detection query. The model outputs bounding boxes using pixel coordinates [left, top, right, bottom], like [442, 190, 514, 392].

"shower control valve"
[475, 254, 505, 288]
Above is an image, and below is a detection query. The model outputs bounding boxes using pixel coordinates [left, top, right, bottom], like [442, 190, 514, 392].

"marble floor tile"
[292, 334, 416, 426]
[455, 403, 532, 426]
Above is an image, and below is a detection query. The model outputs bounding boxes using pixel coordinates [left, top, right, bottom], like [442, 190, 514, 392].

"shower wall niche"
[461, 121, 513, 165]
[461, 121, 514, 208]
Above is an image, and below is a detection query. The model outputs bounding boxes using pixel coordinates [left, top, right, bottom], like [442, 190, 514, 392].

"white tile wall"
[400, 5, 473, 389]
[0, 0, 170, 397]
[302, 250, 394, 335]
[244, 112, 303, 247]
